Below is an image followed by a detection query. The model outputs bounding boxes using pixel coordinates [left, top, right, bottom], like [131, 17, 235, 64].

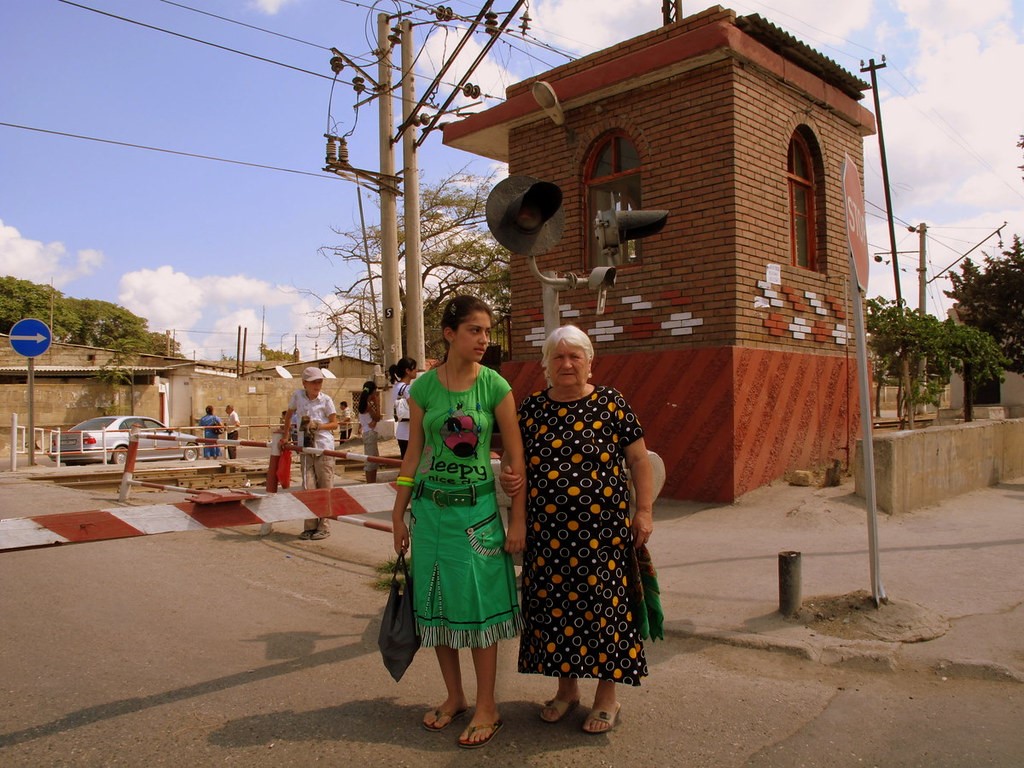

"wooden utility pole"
[378, 14, 401, 373]
[401, 19, 425, 368]
[861, 58, 904, 306]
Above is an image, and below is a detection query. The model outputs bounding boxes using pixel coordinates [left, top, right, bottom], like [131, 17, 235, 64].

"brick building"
[443, 7, 876, 501]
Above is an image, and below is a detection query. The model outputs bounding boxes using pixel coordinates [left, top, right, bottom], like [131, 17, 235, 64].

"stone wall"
[855, 419, 1024, 514]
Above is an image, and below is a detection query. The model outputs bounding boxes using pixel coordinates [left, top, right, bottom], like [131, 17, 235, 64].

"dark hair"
[358, 380, 377, 414]
[205, 405, 214, 415]
[388, 357, 417, 383]
[440, 295, 492, 358]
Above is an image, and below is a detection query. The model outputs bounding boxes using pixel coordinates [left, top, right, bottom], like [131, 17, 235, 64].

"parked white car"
[48, 416, 200, 466]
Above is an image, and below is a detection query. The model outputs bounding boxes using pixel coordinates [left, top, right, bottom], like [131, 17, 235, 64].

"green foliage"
[867, 296, 1009, 423]
[0, 275, 179, 357]
[944, 234, 1024, 374]
[866, 297, 948, 417]
[259, 344, 297, 362]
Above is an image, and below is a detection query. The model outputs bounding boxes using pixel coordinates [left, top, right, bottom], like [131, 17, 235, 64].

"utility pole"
[915, 222, 927, 315]
[913, 222, 928, 415]
[378, 13, 401, 373]
[401, 18, 425, 368]
[861, 57, 904, 306]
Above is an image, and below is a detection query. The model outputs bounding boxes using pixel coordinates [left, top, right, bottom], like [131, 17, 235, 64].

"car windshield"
[71, 417, 119, 431]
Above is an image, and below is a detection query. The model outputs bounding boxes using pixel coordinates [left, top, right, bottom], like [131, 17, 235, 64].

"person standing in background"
[358, 381, 381, 484]
[389, 357, 417, 458]
[198, 405, 222, 459]
[224, 404, 241, 459]
[337, 400, 355, 441]
[283, 367, 339, 541]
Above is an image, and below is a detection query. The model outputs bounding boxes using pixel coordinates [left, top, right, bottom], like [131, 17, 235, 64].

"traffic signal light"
[594, 207, 669, 261]
[486, 176, 565, 256]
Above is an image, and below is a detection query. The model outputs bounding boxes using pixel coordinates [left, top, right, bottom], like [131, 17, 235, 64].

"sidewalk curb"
[667, 625, 1024, 683]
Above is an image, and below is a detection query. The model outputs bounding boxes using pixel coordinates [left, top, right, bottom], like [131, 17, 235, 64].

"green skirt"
[410, 490, 523, 648]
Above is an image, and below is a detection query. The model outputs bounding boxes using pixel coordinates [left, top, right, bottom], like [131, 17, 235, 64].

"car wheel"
[109, 448, 129, 466]
[182, 444, 199, 462]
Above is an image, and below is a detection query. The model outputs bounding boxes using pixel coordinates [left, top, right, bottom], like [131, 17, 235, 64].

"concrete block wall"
[855, 419, 1024, 514]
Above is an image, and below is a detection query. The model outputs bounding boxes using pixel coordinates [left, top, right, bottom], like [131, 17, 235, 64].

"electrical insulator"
[352, 76, 365, 94]
[388, 26, 401, 45]
[463, 83, 481, 99]
[418, 113, 431, 126]
[324, 135, 338, 165]
[485, 10, 498, 34]
[337, 137, 349, 166]
[435, 6, 453, 21]
[519, 11, 531, 34]
[329, 56, 344, 74]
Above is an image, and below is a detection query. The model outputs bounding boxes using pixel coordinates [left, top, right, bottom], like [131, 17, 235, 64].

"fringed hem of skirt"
[420, 613, 524, 649]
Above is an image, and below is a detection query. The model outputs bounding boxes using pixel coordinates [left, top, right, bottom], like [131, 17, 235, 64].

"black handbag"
[377, 553, 420, 681]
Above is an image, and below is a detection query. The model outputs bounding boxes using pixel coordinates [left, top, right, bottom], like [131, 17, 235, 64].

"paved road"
[2, 514, 1022, 767]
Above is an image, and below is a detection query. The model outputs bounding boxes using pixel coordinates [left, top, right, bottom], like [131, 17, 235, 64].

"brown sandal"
[540, 697, 580, 723]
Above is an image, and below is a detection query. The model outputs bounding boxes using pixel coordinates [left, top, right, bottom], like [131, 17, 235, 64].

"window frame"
[787, 130, 819, 271]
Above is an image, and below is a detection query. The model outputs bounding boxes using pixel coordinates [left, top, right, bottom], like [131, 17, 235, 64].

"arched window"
[788, 131, 817, 270]
[586, 132, 642, 267]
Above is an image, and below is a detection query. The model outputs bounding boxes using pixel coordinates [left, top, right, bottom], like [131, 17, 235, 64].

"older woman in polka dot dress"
[512, 325, 654, 734]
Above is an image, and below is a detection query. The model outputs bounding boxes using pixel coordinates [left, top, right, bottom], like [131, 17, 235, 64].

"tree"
[0, 276, 180, 357]
[258, 344, 297, 363]
[944, 234, 1024, 374]
[934, 321, 1008, 422]
[865, 297, 947, 427]
[867, 296, 1008, 425]
[316, 170, 511, 364]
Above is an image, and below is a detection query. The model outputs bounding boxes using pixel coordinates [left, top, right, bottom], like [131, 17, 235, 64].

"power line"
[157, 0, 329, 51]
[0, 121, 333, 180]
[57, 0, 334, 80]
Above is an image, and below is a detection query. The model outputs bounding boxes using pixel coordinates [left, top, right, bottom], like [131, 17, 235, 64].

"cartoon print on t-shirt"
[440, 403, 480, 458]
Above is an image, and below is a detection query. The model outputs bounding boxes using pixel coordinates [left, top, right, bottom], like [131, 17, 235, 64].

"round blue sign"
[9, 318, 52, 358]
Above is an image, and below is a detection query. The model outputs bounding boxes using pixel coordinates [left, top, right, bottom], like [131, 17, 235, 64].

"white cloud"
[117, 266, 312, 360]
[247, 0, 298, 15]
[0, 219, 104, 287]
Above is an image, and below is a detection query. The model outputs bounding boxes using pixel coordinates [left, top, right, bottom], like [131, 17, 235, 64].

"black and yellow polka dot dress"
[517, 386, 648, 686]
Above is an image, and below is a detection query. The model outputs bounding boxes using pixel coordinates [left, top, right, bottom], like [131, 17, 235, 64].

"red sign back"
[842, 154, 869, 291]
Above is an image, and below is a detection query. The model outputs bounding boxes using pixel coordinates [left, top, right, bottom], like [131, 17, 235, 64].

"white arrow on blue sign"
[9, 318, 52, 358]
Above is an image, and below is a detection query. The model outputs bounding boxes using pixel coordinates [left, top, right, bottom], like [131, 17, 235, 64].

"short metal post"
[778, 551, 802, 617]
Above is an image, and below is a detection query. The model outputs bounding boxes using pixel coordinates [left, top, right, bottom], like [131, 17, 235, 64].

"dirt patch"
[798, 590, 950, 643]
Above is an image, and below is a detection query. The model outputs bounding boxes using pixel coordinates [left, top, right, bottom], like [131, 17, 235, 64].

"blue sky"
[2, 0, 1022, 361]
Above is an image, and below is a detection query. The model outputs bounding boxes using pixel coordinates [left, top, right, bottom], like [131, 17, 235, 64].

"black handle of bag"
[393, 552, 411, 586]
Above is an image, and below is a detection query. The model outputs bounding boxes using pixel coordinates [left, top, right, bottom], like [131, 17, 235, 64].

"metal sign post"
[9, 318, 52, 466]
[842, 156, 886, 607]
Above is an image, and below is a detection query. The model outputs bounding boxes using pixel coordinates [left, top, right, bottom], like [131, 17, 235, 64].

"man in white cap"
[282, 366, 340, 540]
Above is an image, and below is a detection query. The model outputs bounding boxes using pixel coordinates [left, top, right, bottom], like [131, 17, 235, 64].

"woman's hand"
[498, 465, 524, 496]
[392, 520, 409, 555]
[632, 508, 653, 549]
[504, 519, 526, 554]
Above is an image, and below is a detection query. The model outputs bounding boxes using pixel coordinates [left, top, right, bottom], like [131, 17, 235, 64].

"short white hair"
[541, 325, 594, 383]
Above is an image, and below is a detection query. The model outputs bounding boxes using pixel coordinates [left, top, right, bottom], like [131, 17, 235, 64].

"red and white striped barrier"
[0, 484, 401, 553]
[3, 448, 662, 555]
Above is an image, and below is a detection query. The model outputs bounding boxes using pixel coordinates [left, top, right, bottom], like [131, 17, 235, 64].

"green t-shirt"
[408, 365, 511, 488]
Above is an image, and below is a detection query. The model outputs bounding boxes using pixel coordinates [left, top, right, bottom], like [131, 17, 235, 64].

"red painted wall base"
[502, 346, 859, 502]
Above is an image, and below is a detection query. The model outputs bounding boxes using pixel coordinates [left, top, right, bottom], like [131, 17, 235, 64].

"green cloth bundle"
[632, 544, 664, 641]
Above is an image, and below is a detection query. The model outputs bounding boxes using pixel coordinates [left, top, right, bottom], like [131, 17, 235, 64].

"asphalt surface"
[3, 451, 1023, 682]
[1, 452, 1023, 766]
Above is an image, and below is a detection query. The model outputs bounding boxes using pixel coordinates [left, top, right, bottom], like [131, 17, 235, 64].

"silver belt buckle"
[431, 488, 447, 508]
